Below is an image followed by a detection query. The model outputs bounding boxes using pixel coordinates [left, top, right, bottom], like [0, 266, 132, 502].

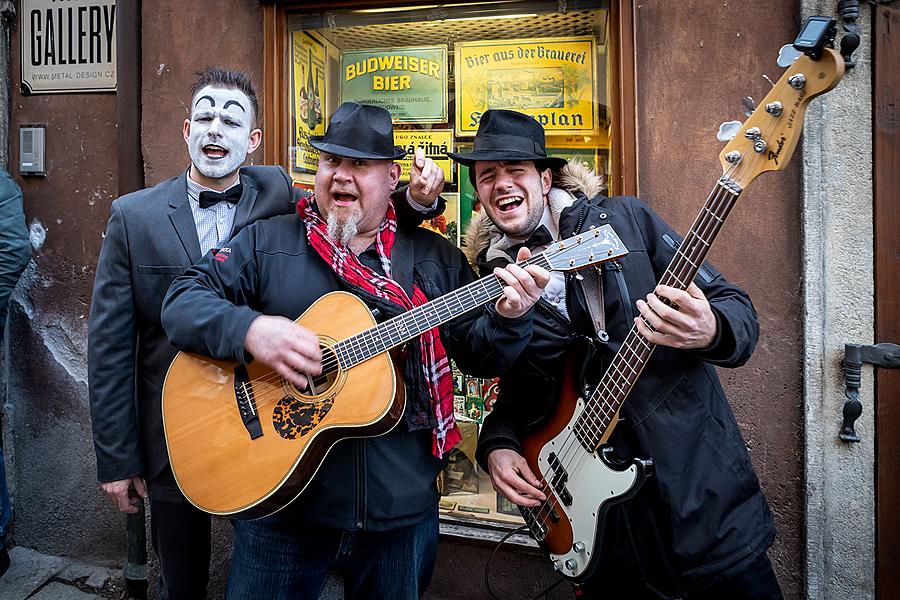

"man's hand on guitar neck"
[244, 315, 323, 390]
[493, 247, 551, 319]
[634, 282, 717, 350]
[486, 448, 547, 508]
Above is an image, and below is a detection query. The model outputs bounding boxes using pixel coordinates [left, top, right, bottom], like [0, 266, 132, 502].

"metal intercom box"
[20, 125, 45, 175]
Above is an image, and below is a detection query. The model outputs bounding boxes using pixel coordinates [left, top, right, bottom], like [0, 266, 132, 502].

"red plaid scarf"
[297, 195, 460, 458]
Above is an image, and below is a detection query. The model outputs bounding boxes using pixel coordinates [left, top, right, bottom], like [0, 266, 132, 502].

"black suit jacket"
[88, 166, 299, 481]
[89, 165, 443, 482]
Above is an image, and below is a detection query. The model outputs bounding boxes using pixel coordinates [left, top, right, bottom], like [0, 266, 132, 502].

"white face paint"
[186, 86, 254, 180]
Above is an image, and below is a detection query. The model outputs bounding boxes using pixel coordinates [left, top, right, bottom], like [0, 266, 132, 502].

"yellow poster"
[455, 36, 597, 137]
[394, 130, 454, 183]
[292, 31, 327, 175]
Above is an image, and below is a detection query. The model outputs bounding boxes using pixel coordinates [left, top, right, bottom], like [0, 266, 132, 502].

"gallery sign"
[21, 0, 117, 94]
[455, 36, 597, 136]
[340, 46, 448, 124]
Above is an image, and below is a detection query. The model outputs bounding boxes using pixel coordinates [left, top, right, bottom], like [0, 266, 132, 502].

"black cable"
[483, 525, 569, 600]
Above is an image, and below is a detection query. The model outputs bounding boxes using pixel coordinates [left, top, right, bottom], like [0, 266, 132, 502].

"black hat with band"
[309, 102, 407, 160]
[447, 109, 567, 169]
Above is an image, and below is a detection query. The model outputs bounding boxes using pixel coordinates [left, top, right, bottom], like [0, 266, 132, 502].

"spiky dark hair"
[190, 66, 259, 123]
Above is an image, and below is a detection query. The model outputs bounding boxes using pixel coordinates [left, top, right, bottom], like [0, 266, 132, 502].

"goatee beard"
[327, 212, 360, 246]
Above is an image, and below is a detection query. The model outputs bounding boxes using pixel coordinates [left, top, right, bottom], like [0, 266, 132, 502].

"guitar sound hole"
[307, 345, 340, 396]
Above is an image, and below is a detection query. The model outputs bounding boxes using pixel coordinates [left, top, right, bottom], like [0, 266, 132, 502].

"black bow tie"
[506, 225, 554, 260]
[198, 184, 243, 209]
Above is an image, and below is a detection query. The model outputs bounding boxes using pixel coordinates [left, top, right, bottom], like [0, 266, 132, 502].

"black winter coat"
[161, 211, 533, 531]
[471, 181, 775, 587]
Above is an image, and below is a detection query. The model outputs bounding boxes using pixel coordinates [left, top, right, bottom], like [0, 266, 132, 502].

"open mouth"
[332, 192, 358, 206]
[496, 195, 525, 213]
[202, 144, 229, 160]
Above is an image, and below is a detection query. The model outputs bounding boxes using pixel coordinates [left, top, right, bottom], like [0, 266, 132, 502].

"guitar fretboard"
[332, 254, 552, 369]
[573, 177, 742, 451]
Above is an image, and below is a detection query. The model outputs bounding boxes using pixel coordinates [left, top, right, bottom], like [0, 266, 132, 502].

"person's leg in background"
[146, 466, 212, 600]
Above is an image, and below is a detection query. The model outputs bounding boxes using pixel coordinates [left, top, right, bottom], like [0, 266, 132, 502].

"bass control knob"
[573, 541, 586, 553]
[565, 559, 578, 571]
[553, 560, 563, 572]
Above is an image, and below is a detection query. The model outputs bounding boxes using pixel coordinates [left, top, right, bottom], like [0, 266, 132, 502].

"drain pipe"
[115, 1, 147, 598]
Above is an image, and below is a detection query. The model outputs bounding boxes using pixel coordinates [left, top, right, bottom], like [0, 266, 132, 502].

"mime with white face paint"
[88, 68, 447, 600]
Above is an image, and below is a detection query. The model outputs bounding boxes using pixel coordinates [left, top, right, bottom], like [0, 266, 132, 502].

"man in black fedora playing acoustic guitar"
[160, 101, 550, 599]
[452, 109, 782, 599]
[89, 70, 446, 600]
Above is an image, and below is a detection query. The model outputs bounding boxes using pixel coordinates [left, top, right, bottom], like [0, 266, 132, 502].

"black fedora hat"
[309, 102, 406, 160]
[447, 109, 567, 169]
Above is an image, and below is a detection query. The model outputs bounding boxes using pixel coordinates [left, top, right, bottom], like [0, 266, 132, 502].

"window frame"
[259, 0, 638, 541]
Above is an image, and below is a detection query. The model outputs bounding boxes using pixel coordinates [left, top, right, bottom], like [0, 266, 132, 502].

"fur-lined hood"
[461, 159, 607, 267]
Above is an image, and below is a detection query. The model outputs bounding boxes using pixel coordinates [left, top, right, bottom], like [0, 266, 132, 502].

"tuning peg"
[717, 120, 742, 142]
[777, 44, 803, 67]
[741, 96, 756, 118]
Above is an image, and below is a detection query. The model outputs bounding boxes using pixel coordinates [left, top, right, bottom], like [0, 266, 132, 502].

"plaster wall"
[5, 0, 119, 562]
[800, 2, 875, 599]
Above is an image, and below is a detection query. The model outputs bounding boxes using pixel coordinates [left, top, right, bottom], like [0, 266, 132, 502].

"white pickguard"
[536, 397, 640, 579]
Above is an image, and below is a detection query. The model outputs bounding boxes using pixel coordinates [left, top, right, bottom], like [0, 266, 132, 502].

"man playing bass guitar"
[454, 109, 782, 600]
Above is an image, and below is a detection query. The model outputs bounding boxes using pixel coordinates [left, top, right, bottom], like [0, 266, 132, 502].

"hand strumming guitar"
[244, 315, 323, 390]
[486, 448, 547, 508]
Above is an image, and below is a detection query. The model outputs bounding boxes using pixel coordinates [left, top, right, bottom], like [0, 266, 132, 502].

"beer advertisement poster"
[340, 46, 448, 124]
[291, 31, 327, 175]
[21, 0, 117, 93]
[454, 36, 597, 136]
[394, 129, 453, 183]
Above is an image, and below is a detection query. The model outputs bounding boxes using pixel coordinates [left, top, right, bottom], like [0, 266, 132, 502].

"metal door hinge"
[840, 343, 900, 442]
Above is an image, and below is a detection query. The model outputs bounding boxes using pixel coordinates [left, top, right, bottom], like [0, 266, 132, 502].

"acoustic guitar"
[162, 225, 628, 519]
[517, 46, 845, 581]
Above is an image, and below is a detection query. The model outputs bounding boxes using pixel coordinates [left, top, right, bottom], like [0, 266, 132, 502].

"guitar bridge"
[234, 365, 263, 440]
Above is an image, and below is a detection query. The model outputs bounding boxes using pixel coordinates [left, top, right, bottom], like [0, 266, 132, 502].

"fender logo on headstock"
[767, 135, 787, 165]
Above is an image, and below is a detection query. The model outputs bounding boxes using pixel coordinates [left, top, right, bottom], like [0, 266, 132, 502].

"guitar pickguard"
[273, 396, 335, 440]
[533, 396, 648, 581]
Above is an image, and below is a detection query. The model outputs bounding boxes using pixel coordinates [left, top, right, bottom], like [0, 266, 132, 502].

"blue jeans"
[226, 511, 439, 600]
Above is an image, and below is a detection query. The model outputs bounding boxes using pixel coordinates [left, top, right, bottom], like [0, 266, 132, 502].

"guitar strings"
[180, 250, 570, 415]
[545, 154, 748, 509]
[214, 256, 553, 409]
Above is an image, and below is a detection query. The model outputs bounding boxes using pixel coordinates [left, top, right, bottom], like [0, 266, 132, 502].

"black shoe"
[0, 547, 9, 578]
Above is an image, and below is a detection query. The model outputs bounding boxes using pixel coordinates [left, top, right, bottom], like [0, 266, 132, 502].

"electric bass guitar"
[517, 47, 845, 581]
[162, 226, 628, 519]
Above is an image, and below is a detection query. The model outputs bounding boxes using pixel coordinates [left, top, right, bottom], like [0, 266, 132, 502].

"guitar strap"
[578, 265, 609, 343]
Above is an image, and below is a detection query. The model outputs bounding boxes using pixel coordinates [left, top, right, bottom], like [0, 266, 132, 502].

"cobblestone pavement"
[0, 546, 130, 600]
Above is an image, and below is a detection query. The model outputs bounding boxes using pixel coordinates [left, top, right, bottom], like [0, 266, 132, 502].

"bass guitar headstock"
[719, 47, 844, 190]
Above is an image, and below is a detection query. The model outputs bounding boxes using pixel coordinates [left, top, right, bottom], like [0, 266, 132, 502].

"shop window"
[283, 0, 612, 533]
